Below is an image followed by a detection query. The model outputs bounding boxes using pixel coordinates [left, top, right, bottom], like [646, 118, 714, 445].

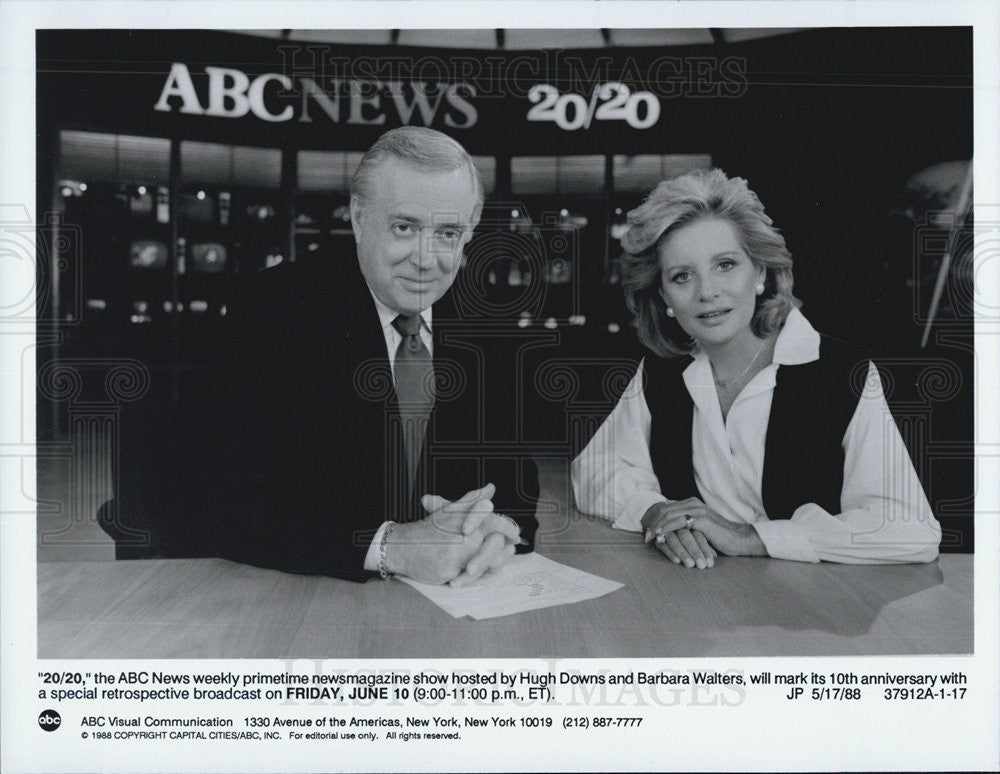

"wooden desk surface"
[38, 511, 972, 658]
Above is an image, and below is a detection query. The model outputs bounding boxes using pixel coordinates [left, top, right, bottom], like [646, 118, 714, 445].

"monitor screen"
[179, 192, 215, 223]
[129, 240, 168, 269]
[128, 190, 154, 217]
[190, 242, 228, 273]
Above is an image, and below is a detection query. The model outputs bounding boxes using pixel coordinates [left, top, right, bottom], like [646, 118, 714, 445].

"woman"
[572, 169, 940, 568]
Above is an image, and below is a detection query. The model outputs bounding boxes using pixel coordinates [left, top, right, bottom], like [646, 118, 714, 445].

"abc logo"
[38, 709, 62, 731]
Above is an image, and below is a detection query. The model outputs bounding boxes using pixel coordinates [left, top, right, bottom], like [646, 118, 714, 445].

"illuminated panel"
[129, 240, 168, 269]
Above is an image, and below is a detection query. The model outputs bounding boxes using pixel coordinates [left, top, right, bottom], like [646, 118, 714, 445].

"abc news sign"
[152, 62, 671, 132]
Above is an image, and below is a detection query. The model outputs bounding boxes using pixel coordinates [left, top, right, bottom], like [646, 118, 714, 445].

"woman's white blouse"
[571, 309, 941, 563]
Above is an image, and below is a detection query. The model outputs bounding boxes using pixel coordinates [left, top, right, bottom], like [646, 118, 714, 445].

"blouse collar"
[680, 308, 820, 436]
[770, 307, 820, 366]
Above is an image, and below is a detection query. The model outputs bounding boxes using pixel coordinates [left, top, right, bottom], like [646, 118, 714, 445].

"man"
[102, 127, 538, 584]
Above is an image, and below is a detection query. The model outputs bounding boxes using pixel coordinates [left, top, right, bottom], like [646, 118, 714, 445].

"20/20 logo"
[527, 82, 660, 131]
[38, 709, 62, 731]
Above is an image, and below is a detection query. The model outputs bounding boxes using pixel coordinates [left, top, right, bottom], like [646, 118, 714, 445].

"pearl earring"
[755, 282, 765, 295]
[666, 307, 675, 318]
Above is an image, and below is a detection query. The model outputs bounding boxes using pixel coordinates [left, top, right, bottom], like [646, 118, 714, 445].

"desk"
[38, 510, 972, 658]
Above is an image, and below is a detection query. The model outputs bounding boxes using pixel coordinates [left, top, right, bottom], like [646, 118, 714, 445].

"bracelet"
[379, 521, 396, 580]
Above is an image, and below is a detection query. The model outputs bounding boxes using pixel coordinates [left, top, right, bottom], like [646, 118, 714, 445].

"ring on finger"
[685, 515, 694, 530]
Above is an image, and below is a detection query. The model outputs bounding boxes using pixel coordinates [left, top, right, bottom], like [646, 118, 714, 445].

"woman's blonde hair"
[621, 168, 801, 357]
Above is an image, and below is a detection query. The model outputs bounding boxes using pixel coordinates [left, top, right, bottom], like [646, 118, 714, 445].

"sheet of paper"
[399, 552, 624, 620]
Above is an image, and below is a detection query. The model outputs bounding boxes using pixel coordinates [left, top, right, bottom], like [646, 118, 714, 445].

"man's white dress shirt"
[363, 293, 433, 571]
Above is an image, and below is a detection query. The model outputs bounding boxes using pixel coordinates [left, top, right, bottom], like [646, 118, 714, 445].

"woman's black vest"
[642, 338, 871, 520]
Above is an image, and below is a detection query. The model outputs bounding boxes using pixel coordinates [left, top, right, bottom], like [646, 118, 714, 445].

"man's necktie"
[392, 314, 435, 491]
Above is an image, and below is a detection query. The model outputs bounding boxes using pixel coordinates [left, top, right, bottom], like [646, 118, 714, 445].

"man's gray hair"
[351, 126, 484, 207]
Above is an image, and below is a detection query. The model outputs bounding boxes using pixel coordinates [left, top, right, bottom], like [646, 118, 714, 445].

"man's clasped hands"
[381, 484, 522, 587]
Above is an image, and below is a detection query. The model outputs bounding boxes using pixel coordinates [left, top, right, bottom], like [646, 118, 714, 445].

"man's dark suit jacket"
[102, 254, 539, 581]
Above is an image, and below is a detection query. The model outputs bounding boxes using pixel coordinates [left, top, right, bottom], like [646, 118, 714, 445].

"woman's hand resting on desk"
[642, 498, 768, 567]
[641, 501, 716, 569]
